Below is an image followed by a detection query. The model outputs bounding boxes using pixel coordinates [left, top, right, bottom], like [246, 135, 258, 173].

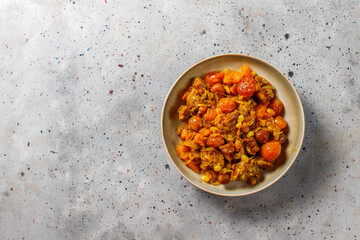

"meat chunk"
[243, 137, 260, 155]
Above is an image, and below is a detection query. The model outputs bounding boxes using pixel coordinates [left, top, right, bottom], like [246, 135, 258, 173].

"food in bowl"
[175, 65, 287, 185]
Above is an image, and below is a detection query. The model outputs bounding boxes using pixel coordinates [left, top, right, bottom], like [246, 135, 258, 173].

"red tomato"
[237, 77, 256, 98]
[205, 71, 224, 86]
[260, 141, 282, 162]
[218, 98, 237, 113]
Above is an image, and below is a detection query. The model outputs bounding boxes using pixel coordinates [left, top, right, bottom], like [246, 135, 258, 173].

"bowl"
[161, 54, 305, 196]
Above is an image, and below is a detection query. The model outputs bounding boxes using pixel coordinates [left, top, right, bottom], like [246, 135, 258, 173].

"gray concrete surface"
[0, 0, 359, 239]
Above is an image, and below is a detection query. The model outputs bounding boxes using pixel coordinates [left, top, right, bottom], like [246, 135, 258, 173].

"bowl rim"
[161, 53, 305, 197]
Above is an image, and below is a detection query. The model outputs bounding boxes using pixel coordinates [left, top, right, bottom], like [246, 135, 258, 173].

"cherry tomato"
[218, 98, 237, 113]
[260, 141, 282, 162]
[268, 98, 284, 116]
[241, 65, 253, 78]
[255, 129, 269, 144]
[210, 83, 225, 94]
[206, 135, 225, 148]
[205, 71, 224, 86]
[274, 116, 287, 129]
[237, 77, 256, 98]
[188, 116, 203, 131]
[218, 173, 231, 184]
[204, 108, 217, 121]
[254, 104, 267, 119]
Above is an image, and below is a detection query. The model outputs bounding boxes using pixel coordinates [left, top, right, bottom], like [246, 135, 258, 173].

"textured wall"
[0, 0, 359, 239]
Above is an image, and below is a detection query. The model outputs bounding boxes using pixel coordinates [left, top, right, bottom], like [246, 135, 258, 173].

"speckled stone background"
[0, 0, 359, 239]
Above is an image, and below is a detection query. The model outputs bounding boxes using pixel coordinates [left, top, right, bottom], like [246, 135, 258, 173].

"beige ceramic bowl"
[161, 54, 305, 196]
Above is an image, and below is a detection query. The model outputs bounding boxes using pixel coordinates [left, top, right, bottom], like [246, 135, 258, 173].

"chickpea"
[202, 175, 210, 182]
[218, 173, 231, 185]
[279, 133, 287, 144]
[213, 164, 222, 172]
[188, 116, 203, 131]
[255, 129, 270, 144]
